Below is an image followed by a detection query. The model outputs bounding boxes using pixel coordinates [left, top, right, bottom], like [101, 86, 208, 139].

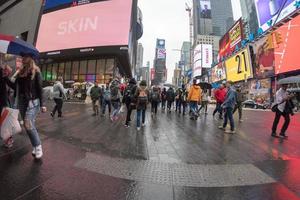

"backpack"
[124, 85, 134, 101]
[110, 82, 119, 101]
[151, 91, 159, 102]
[138, 88, 148, 104]
[103, 89, 111, 101]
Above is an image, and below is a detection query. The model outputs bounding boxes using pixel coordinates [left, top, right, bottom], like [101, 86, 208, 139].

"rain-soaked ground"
[0, 102, 300, 200]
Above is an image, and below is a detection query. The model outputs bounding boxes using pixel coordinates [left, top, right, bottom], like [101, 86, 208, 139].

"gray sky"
[138, 0, 242, 83]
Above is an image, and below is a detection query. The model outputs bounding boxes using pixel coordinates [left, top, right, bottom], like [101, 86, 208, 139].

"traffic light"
[274, 31, 283, 45]
[263, 33, 275, 50]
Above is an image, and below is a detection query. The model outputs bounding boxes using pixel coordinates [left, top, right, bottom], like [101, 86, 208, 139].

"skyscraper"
[239, 0, 259, 35]
[135, 43, 144, 78]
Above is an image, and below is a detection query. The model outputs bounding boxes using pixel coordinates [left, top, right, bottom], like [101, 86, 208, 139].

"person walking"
[135, 80, 149, 131]
[199, 89, 209, 114]
[233, 85, 246, 122]
[51, 76, 66, 118]
[271, 84, 295, 138]
[150, 86, 160, 116]
[187, 79, 202, 120]
[99, 85, 105, 109]
[213, 84, 227, 120]
[110, 79, 121, 121]
[102, 85, 112, 117]
[90, 81, 101, 116]
[180, 85, 188, 115]
[219, 81, 237, 134]
[161, 88, 167, 111]
[5, 54, 46, 159]
[175, 88, 183, 113]
[166, 87, 175, 113]
[124, 78, 137, 127]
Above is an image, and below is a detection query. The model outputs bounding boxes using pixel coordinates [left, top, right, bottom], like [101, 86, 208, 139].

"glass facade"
[41, 58, 116, 84]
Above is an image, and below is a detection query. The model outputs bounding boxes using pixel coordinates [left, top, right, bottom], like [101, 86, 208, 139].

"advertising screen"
[211, 62, 226, 83]
[255, 0, 298, 32]
[275, 15, 300, 74]
[252, 36, 275, 78]
[202, 44, 213, 68]
[157, 49, 166, 59]
[249, 79, 271, 104]
[199, 0, 211, 19]
[225, 47, 253, 82]
[36, 0, 132, 53]
[219, 19, 243, 60]
[193, 45, 202, 77]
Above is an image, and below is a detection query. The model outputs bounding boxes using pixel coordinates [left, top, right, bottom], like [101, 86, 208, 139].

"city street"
[0, 103, 300, 200]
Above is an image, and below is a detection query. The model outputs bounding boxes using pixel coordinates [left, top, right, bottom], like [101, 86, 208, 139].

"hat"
[140, 80, 147, 86]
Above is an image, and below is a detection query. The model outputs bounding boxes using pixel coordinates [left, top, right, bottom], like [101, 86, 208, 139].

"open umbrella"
[278, 76, 300, 85]
[197, 82, 212, 89]
[163, 83, 177, 88]
[0, 34, 39, 58]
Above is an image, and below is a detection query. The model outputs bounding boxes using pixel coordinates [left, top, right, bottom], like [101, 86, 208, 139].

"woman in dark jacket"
[6, 55, 46, 159]
[0, 67, 9, 113]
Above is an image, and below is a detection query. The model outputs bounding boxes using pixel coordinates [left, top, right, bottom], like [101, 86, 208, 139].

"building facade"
[239, 0, 259, 35]
[152, 39, 166, 85]
[135, 43, 144, 78]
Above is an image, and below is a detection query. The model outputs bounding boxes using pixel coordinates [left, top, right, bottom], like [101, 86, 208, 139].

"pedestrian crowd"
[0, 59, 298, 160]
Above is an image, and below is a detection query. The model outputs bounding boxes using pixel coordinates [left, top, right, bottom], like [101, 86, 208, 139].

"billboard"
[36, 0, 132, 53]
[275, 15, 300, 74]
[211, 62, 226, 83]
[225, 47, 253, 82]
[255, 0, 299, 32]
[199, 0, 211, 19]
[249, 79, 271, 104]
[253, 36, 275, 78]
[157, 49, 166, 59]
[219, 19, 243, 59]
[193, 45, 202, 77]
[202, 44, 213, 68]
[156, 39, 165, 49]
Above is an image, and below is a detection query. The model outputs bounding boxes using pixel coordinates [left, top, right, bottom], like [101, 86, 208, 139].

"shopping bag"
[0, 107, 22, 141]
[119, 104, 125, 113]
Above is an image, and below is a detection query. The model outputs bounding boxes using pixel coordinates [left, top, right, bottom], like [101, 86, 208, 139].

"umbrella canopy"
[278, 76, 300, 85]
[0, 34, 39, 58]
[163, 83, 177, 88]
[197, 82, 212, 89]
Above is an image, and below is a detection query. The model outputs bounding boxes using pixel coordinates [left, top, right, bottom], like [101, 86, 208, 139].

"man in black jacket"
[0, 65, 11, 114]
[124, 78, 137, 127]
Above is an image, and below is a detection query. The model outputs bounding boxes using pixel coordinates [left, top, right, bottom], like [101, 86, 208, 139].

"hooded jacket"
[188, 85, 202, 102]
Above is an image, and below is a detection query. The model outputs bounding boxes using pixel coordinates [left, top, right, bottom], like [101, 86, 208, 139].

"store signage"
[80, 48, 94, 52]
[255, 0, 299, 32]
[46, 51, 61, 55]
[157, 49, 166, 59]
[225, 47, 253, 82]
[202, 44, 212, 68]
[211, 62, 226, 83]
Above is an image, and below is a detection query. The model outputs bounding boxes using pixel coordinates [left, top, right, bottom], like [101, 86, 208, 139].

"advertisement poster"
[201, 44, 213, 68]
[225, 47, 253, 82]
[199, 0, 211, 19]
[252, 36, 275, 78]
[157, 49, 166, 59]
[255, 0, 298, 31]
[211, 62, 226, 83]
[193, 44, 202, 77]
[36, 0, 133, 52]
[219, 19, 243, 60]
[249, 79, 271, 104]
[275, 15, 300, 74]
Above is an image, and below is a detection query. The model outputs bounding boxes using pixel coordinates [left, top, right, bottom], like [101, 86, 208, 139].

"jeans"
[190, 101, 198, 114]
[161, 100, 166, 110]
[272, 108, 290, 134]
[199, 101, 208, 113]
[102, 100, 111, 115]
[167, 101, 173, 111]
[175, 100, 181, 112]
[52, 98, 63, 117]
[24, 100, 41, 147]
[181, 101, 187, 114]
[213, 102, 223, 118]
[111, 100, 120, 118]
[233, 103, 243, 120]
[151, 101, 158, 114]
[223, 107, 235, 131]
[137, 109, 146, 128]
[125, 104, 134, 125]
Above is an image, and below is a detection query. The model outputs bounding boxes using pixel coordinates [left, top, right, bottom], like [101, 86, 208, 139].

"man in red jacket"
[213, 83, 227, 120]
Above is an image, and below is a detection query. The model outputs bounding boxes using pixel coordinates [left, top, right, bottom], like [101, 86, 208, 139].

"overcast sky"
[137, 0, 242, 83]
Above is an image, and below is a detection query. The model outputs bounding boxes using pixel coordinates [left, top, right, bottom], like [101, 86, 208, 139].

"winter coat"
[53, 81, 66, 99]
[0, 69, 9, 110]
[188, 85, 202, 102]
[214, 88, 227, 103]
[90, 86, 101, 101]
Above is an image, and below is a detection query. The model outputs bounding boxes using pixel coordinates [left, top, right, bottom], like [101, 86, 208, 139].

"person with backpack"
[198, 89, 209, 115]
[135, 80, 149, 131]
[233, 85, 246, 122]
[150, 86, 160, 116]
[51, 76, 67, 118]
[124, 78, 137, 127]
[161, 88, 167, 111]
[90, 81, 101, 116]
[102, 84, 112, 116]
[166, 87, 175, 113]
[110, 79, 121, 121]
[175, 88, 183, 113]
[187, 79, 202, 120]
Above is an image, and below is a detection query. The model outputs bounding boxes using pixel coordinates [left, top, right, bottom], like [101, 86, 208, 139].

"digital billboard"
[211, 62, 226, 83]
[36, 0, 133, 53]
[252, 36, 275, 78]
[225, 47, 253, 82]
[219, 19, 243, 60]
[156, 39, 165, 49]
[199, 0, 211, 19]
[255, 0, 299, 32]
[157, 49, 166, 59]
[43, 0, 101, 12]
[193, 44, 202, 77]
[275, 15, 300, 74]
[202, 44, 213, 68]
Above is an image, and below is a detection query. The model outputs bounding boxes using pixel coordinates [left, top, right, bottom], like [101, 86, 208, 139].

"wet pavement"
[0, 102, 300, 200]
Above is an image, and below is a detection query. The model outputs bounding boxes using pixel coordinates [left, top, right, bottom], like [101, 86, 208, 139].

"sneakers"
[279, 133, 288, 139]
[271, 133, 279, 138]
[50, 112, 54, 118]
[142, 123, 146, 127]
[137, 127, 141, 131]
[225, 130, 236, 134]
[32, 147, 36, 156]
[239, 119, 244, 122]
[35, 145, 43, 159]
[218, 126, 225, 130]
[124, 124, 130, 128]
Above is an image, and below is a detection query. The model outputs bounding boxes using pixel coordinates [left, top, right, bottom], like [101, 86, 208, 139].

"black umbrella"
[197, 82, 212, 89]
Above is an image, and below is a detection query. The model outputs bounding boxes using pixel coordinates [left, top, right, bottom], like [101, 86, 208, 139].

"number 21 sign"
[225, 47, 253, 82]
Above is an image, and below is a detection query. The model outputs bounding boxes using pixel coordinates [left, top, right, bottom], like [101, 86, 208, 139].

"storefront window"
[105, 59, 115, 75]
[41, 65, 46, 80]
[46, 64, 52, 81]
[72, 61, 79, 81]
[79, 60, 87, 75]
[96, 59, 105, 83]
[52, 63, 58, 81]
[87, 60, 96, 74]
[58, 62, 65, 78]
[65, 62, 72, 81]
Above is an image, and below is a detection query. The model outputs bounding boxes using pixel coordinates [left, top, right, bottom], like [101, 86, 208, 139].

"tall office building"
[239, 0, 259, 35]
[135, 43, 144, 77]
[152, 39, 166, 85]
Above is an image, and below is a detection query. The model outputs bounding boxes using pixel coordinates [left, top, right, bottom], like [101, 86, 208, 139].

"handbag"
[271, 100, 285, 112]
